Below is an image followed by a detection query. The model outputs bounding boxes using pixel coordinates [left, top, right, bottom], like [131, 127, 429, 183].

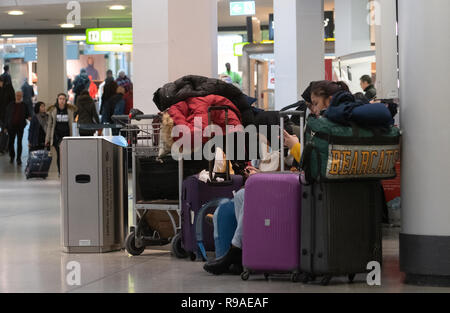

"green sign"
[233, 42, 250, 56]
[86, 28, 133, 45]
[230, 1, 255, 16]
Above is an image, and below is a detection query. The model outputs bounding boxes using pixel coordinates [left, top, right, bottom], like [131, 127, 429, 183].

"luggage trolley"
[112, 114, 186, 257]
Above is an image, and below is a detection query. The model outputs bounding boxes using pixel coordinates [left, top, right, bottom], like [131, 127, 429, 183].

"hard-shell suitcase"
[300, 181, 383, 285]
[181, 175, 243, 260]
[25, 149, 52, 179]
[241, 173, 302, 281]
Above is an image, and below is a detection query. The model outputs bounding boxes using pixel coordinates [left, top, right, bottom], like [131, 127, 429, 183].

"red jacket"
[168, 95, 242, 143]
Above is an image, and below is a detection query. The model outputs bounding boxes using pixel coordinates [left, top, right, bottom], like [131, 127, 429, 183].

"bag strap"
[196, 198, 230, 261]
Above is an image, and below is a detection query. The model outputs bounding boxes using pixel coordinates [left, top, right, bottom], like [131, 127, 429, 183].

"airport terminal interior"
[0, 0, 449, 294]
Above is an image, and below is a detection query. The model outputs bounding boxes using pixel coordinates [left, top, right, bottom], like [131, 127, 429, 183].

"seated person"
[203, 132, 302, 275]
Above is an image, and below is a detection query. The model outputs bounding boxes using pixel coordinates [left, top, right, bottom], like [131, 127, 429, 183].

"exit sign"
[86, 28, 133, 45]
[230, 1, 256, 16]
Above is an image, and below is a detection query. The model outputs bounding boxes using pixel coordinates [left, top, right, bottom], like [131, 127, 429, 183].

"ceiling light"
[60, 23, 75, 28]
[109, 5, 126, 10]
[8, 10, 24, 16]
[1, 34, 14, 37]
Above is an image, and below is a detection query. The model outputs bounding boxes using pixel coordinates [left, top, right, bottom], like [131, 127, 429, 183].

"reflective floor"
[0, 133, 448, 293]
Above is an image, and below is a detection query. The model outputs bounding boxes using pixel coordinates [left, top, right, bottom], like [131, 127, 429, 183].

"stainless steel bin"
[60, 136, 128, 253]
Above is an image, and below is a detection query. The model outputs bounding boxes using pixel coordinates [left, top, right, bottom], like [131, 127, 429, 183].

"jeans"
[231, 188, 246, 249]
[8, 128, 24, 161]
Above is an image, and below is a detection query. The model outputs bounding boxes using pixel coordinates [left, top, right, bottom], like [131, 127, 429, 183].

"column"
[274, 0, 324, 110]
[37, 35, 67, 106]
[374, 0, 399, 99]
[132, 0, 218, 114]
[335, 0, 371, 57]
[398, 0, 450, 286]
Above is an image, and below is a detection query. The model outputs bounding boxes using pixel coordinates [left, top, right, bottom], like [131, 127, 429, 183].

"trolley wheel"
[171, 233, 187, 259]
[291, 272, 300, 283]
[321, 275, 332, 286]
[348, 274, 356, 283]
[300, 273, 310, 284]
[241, 271, 250, 281]
[189, 252, 197, 261]
[264, 273, 270, 280]
[125, 231, 145, 256]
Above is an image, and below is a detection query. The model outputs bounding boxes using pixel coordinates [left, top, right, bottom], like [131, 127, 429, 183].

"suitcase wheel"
[264, 273, 269, 281]
[320, 275, 332, 286]
[348, 274, 356, 283]
[300, 273, 311, 284]
[241, 270, 250, 281]
[125, 231, 145, 256]
[170, 233, 187, 259]
[291, 272, 300, 283]
[189, 252, 197, 261]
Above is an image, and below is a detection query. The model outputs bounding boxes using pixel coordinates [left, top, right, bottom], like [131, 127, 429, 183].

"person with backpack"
[72, 69, 90, 105]
[76, 90, 100, 136]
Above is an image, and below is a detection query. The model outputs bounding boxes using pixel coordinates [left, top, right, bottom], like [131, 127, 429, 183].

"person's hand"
[244, 166, 260, 177]
[283, 130, 299, 149]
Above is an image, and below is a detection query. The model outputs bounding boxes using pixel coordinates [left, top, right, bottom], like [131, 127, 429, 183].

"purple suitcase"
[242, 173, 302, 281]
[181, 174, 244, 261]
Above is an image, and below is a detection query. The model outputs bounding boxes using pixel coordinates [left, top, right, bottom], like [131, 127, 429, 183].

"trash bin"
[60, 136, 128, 253]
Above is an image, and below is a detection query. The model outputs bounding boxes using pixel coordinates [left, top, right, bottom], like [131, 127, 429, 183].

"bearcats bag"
[301, 116, 401, 183]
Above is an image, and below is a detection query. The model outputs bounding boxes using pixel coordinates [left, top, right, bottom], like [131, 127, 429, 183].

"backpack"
[300, 116, 401, 183]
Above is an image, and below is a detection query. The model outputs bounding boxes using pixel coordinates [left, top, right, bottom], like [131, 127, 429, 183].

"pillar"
[37, 35, 67, 106]
[132, 0, 218, 114]
[374, 0, 399, 99]
[398, 0, 450, 286]
[274, 0, 324, 110]
[335, 0, 371, 57]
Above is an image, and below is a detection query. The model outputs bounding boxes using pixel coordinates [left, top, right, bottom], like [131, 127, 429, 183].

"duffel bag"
[301, 116, 401, 183]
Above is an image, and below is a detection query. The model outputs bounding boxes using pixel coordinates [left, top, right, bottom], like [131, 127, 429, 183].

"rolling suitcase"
[25, 149, 52, 179]
[300, 181, 383, 285]
[181, 174, 243, 261]
[241, 111, 305, 281]
[241, 173, 302, 282]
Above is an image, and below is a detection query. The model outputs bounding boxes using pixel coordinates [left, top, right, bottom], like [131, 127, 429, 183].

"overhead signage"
[86, 28, 133, 45]
[230, 1, 256, 16]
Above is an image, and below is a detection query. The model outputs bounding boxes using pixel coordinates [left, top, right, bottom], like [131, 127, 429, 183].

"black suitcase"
[25, 149, 52, 179]
[300, 181, 383, 285]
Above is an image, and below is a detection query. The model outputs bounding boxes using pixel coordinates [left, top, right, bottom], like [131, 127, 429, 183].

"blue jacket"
[28, 114, 47, 147]
[325, 91, 394, 128]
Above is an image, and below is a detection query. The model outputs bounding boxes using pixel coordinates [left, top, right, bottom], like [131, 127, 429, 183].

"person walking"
[4, 91, 31, 165]
[72, 69, 90, 105]
[76, 90, 100, 136]
[21, 78, 35, 117]
[99, 70, 115, 117]
[45, 93, 77, 174]
[222, 63, 242, 87]
[28, 101, 48, 152]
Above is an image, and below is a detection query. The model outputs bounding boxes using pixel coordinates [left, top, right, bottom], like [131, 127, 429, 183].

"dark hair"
[3, 65, 9, 72]
[55, 93, 67, 107]
[360, 75, 372, 84]
[311, 81, 350, 98]
[34, 101, 45, 114]
[353, 92, 370, 104]
[106, 69, 113, 75]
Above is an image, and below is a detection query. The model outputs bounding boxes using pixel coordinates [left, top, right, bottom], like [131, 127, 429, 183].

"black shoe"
[228, 263, 244, 275]
[17, 159, 22, 166]
[9, 158, 14, 164]
[203, 246, 242, 275]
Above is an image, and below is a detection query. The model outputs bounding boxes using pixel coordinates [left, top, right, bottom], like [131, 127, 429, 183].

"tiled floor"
[0, 132, 448, 293]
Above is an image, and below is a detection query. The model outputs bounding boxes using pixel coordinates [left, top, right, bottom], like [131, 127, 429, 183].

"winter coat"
[153, 75, 254, 126]
[76, 94, 100, 125]
[73, 73, 90, 95]
[5, 101, 30, 130]
[0, 84, 15, 126]
[325, 91, 393, 128]
[364, 84, 377, 100]
[101, 94, 124, 124]
[29, 113, 48, 148]
[45, 104, 77, 146]
[167, 95, 242, 144]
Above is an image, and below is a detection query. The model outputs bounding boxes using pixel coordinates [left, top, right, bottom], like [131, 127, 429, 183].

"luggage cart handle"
[112, 114, 159, 121]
